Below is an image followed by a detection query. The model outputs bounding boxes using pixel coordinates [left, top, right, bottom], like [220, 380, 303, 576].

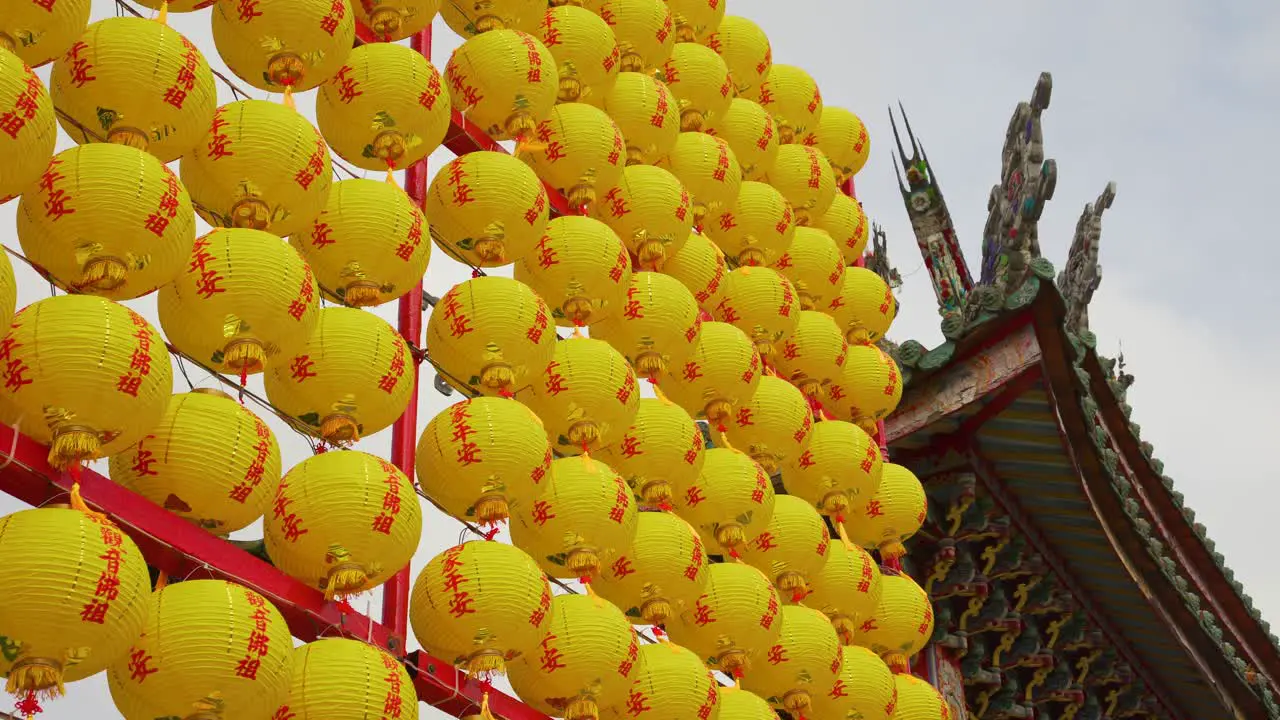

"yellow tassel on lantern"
[264, 450, 421, 598]
[52, 17, 216, 163]
[263, 308, 414, 444]
[107, 580, 292, 718]
[316, 41, 450, 174]
[0, 50, 57, 203]
[410, 541, 552, 674]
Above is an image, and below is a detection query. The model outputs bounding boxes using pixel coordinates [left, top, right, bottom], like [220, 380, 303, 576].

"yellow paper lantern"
[703, 180, 794, 269]
[0, 508, 150, 697]
[764, 144, 836, 226]
[109, 389, 282, 534]
[181, 99, 332, 238]
[521, 337, 640, 455]
[591, 272, 702, 381]
[891, 673, 950, 720]
[806, 541, 883, 646]
[713, 267, 800, 358]
[291, 178, 429, 307]
[274, 638, 418, 720]
[590, 0, 673, 72]
[602, 642, 720, 720]
[738, 495, 830, 601]
[52, 17, 216, 163]
[410, 541, 552, 673]
[740, 605, 842, 717]
[107, 580, 292, 720]
[211, 0, 355, 95]
[514, 215, 632, 327]
[425, 275, 558, 397]
[807, 106, 871, 184]
[355, 0, 441, 41]
[773, 226, 845, 311]
[595, 511, 707, 624]
[158, 227, 319, 376]
[508, 594, 640, 720]
[669, 447, 773, 554]
[723, 375, 813, 474]
[706, 98, 778, 181]
[859, 573, 934, 673]
[416, 395, 553, 524]
[596, 398, 705, 506]
[665, 0, 723, 42]
[845, 463, 926, 563]
[818, 192, 869, 266]
[782, 419, 882, 520]
[263, 307, 414, 443]
[755, 64, 822, 146]
[0, 49, 56, 203]
[444, 29, 559, 140]
[0, 295, 172, 469]
[509, 456, 639, 580]
[442, 0, 544, 37]
[427, 150, 550, 267]
[825, 344, 902, 435]
[809, 646, 897, 720]
[703, 15, 770, 96]
[659, 42, 730, 131]
[0, 250, 15, 333]
[315, 41, 450, 173]
[133, 0, 216, 12]
[522, 101, 626, 210]
[773, 310, 846, 398]
[539, 5, 620, 103]
[661, 230, 727, 314]
[666, 561, 781, 677]
[719, 688, 779, 720]
[599, 71, 679, 166]
[1, 0, 91, 68]
[658, 131, 741, 226]
[828, 266, 897, 344]
[655, 321, 761, 430]
[16, 143, 195, 299]
[264, 450, 421, 598]
[593, 165, 693, 270]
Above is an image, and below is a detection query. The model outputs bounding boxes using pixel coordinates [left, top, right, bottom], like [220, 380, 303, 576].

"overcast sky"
[2, 0, 1277, 717]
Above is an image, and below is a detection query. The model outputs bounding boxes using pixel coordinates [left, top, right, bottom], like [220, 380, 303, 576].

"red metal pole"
[382, 27, 431, 642]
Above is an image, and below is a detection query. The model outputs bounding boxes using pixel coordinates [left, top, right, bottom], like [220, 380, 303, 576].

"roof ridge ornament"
[1058, 182, 1118, 337]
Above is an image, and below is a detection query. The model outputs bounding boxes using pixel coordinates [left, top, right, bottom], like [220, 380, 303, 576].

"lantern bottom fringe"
[466, 652, 506, 676]
[223, 339, 266, 375]
[320, 413, 361, 444]
[475, 494, 510, 525]
[79, 257, 127, 292]
[879, 539, 906, 562]
[480, 363, 515, 393]
[49, 427, 100, 471]
[885, 652, 910, 674]
[680, 108, 706, 133]
[821, 492, 851, 518]
[565, 696, 599, 720]
[635, 352, 665, 380]
[796, 378, 822, 398]
[504, 112, 537, 144]
[323, 563, 369, 600]
[558, 76, 583, 103]
[753, 339, 775, 360]
[620, 51, 643, 73]
[367, 7, 403, 39]
[229, 197, 272, 231]
[782, 689, 812, 715]
[640, 598, 672, 626]
[625, 144, 645, 167]
[562, 296, 595, 328]
[704, 399, 732, 430]
[717, 649, 748, 677]
[715, 523, 744, 550]
[473, 237, 507, 264]
[344, 282, 381, 307]
[6, 658, 64, 698]
[845, 324, 872, 347]
[636, 237, 667, 270]
[475, 14, 504, 32]
[566, 547, 600, 577]
[106, 125, 149, 150]
[777, 571, 809, 601]
[638, 479, 672, 508]
[736, 248, 765, 268]
[566, 184, 596, 212]
[793, 207, 813, 228]
[566, 420, 601, 449]
[831, 615, 856, 646]
[755, 454, 779, 476]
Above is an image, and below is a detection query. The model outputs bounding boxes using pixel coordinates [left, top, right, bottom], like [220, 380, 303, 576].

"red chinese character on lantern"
[531, 500, 555, 526]
[766, 645, 787, 665]
[681, 361, 703, 382]
[539, 636, 566, 672]
[127, 648, 158, 683]
[611, 556, 635, 579]
[684, 485, 706, 507]
[865, 500, 884, 518]
[751, 532, 777, 552]
[290, 355, 317, 382]
[626, 689, 652, 716]
[234, 657, 261, 680]
[80, 600, 110, 624]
